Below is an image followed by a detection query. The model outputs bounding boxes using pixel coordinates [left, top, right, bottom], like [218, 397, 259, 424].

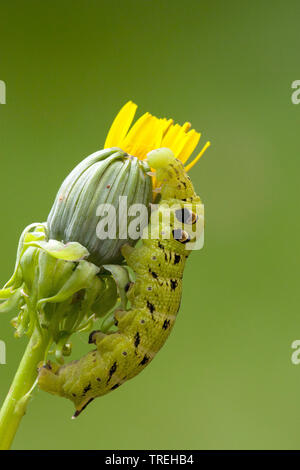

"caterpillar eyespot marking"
[37, 155, 203, 417]
[191, 213, 198, 224]
[172, 229, 190, 244]
[175, 208, 198, 224]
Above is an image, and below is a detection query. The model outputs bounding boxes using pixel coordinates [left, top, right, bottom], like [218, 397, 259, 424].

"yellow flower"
[104, 101, 211, 175]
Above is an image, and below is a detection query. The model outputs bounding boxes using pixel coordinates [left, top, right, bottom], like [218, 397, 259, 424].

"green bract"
[0, 224, 119, 362]
[47, 148, 152, 266]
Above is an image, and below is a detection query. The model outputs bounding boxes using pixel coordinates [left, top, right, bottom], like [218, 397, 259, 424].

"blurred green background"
[0, 0, 299, 450]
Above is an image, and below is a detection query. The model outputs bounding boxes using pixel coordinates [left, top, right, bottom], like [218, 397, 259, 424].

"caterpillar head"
[146, 148, 204, 252]
[147, 148, 201, 202]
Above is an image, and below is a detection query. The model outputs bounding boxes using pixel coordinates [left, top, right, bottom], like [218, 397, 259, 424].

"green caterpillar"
[38, 149, 204, 417]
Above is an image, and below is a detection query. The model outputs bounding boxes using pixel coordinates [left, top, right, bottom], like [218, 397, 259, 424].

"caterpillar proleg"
[38, 148, 204, 417]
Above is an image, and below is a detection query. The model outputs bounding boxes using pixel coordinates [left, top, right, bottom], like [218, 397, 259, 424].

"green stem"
[0, 329, 51, 450]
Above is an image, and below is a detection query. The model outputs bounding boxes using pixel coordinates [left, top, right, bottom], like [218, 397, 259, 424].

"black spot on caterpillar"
[110, 383, 120, 390]
[134, 332, 140, 348]
[146, 300, 155, 314]
[174, 254, 181, 264]
[162, 319, 171, 330]
[139, 355, 150, 366]
[83, 383, 92, 395]
[149, 269, 158, 279]
[107, 362, 117, 384]
[37, 153, 203, 417]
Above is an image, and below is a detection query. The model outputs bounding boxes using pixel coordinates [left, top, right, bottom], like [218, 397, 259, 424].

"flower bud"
[47, 148, 152, 266]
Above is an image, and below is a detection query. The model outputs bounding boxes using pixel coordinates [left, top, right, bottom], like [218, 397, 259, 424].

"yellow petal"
[182, 122, 192, 132]
[176, 129, 201, 164]
[103, 101, 211, 178]
[162, 124, 187, 156]
[104, 101, 137, 149]
[124, 115, 163, 159]
[160, 118, 174, 136]
[184, 141, 211, 172]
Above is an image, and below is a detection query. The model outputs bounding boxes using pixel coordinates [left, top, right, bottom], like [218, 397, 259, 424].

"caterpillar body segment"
[38, 149, 203, 417]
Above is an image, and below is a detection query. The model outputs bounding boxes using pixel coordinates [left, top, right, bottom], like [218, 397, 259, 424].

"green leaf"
[25, 239, 89, 261]
[37, 260, 99, 308]
[103, 264, 130, 309]
[0, 289, 23, 314]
